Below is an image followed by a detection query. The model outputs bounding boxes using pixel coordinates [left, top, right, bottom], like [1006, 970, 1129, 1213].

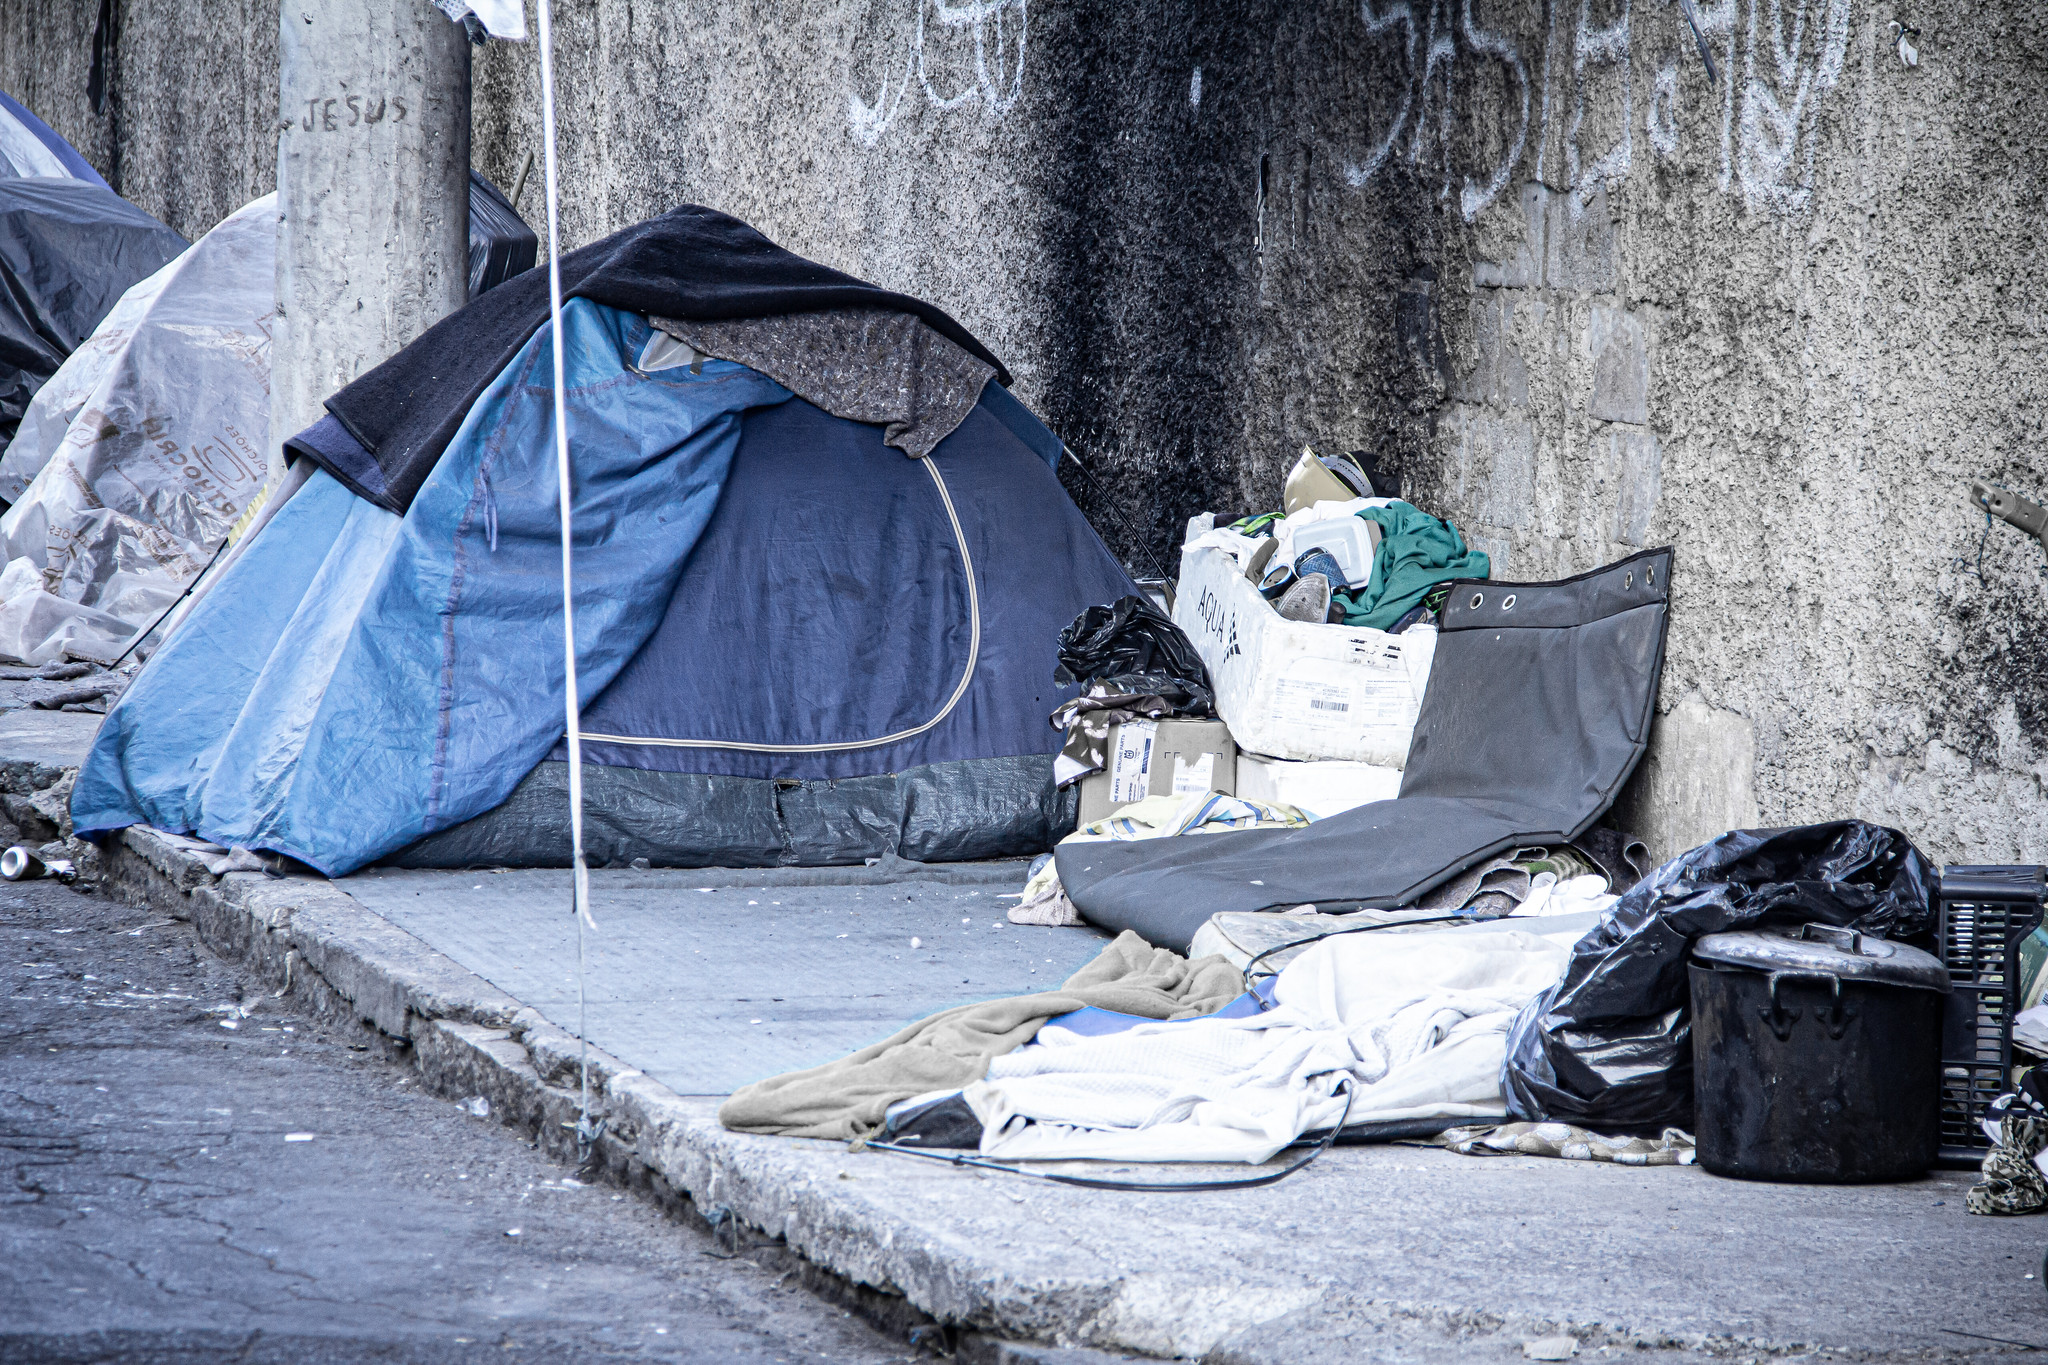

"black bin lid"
[1692, 923, 1951, 993]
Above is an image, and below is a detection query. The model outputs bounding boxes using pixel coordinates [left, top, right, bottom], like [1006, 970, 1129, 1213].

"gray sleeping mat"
[1060, 548, 1672, 953]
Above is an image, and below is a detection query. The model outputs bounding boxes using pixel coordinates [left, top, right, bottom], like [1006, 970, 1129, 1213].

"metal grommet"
[1469, 592, 1484, 610]
[1502, 593, 1517, 611]
[1646, 564, 1656, 586]
[1624, 570, 1633, 590]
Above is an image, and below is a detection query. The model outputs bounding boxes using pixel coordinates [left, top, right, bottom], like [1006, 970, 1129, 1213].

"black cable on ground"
[1240, 913, 1473, 987]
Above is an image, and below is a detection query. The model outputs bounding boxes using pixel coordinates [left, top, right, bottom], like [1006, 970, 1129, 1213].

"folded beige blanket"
[718, 931, 1245, 1141]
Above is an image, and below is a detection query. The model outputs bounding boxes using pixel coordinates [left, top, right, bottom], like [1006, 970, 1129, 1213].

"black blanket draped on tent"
[292, 203, 1011, 515]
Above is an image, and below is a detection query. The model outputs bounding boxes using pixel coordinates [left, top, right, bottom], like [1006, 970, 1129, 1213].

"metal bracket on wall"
[1891, 20, 1922, 69]
[1968, 480, 2048, 547]
[510, 150, 535, 213]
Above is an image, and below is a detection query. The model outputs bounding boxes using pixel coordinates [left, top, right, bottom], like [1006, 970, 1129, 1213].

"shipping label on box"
[1170, 750, 1217, 795]
[1108, 719, 1157, 805]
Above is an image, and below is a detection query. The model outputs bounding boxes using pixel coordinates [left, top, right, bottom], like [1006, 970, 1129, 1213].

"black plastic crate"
[1936, 865, 2047, 1168]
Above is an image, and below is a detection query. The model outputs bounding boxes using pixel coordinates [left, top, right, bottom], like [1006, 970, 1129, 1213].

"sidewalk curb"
[8, 754, 1965, 1364]
[91, 819, 1171, 1359]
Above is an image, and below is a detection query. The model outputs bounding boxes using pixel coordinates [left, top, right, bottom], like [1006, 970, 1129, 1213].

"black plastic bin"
[1691, 923, 1951, 1182]
[1935, 866, 2047, 1167]
[467, 170, 538, 300]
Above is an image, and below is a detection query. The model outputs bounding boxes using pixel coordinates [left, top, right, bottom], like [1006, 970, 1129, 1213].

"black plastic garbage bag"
[1051, 676, 1210, 721]
[0, 178, 187, 447]
[1502, 820, 1934, 1132]
[467, 170, 538, 300]
[1054, 596, 1212, 714]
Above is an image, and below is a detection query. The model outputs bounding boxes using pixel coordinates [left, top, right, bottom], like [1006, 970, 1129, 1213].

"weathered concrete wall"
[0, 0, 277, 238]
[460, 0, 2048, 866]
[3, 0, 2044, 866]
[1397, 3, 2048, 868]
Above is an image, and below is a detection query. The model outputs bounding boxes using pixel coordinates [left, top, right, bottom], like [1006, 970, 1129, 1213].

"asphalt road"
[0, 877, 915, 1364]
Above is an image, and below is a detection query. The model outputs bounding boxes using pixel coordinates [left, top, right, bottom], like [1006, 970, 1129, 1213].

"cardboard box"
[1173, 529, 1436, 765]
[1235, 752, 1403, 819]
[1076, 718, 1238, 825]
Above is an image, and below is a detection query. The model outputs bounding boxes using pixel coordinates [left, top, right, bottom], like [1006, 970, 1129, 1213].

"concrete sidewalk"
[7, 706, 2046, 1363]
[340, 863, 1108, 1096]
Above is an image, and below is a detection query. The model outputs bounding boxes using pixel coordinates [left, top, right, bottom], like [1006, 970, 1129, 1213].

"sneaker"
[1274, 572, 1331, 623]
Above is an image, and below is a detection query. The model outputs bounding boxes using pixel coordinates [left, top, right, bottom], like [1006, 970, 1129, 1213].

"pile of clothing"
[723, 819, 1935, 1179]
[725, 921, 1583, 1162]
[1969, 926, 2048, 1215]
[1413, 832, 1650, 917]
[1201, 449, 1489, 631]
[1970, 1072, 2048, 1215]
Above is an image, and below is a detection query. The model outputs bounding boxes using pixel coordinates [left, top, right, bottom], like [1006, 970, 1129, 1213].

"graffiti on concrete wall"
[1343, 0, 1852, 218]
[1642, 0, 1850, 211]
[847, 0, 1028, 146]
[1344, 1, 1534, 222]
[1735, 0, 1851, 213]
[1562, 0, 1632, 205]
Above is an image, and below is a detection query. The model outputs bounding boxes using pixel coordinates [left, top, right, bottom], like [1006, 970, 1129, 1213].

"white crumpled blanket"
[961, 926, 1576, 1164]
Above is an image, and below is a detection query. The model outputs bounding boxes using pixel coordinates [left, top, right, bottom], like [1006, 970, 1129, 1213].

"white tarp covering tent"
[0, 193, 274, 664]
[0, 90, 109, 185]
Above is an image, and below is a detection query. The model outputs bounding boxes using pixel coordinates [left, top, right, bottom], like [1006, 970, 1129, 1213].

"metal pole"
[531, 0, 599, 1161]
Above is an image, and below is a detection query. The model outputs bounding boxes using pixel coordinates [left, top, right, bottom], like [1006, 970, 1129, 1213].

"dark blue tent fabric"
[571, 393, 1130, 781]
[978, 379, 1062, 470]
[0, 176, 186, 447]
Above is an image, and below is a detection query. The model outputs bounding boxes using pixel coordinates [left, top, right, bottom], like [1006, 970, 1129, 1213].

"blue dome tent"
[71, 208, 1134, 873]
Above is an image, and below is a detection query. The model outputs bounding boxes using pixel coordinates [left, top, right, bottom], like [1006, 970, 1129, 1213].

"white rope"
[533, 0, 597, 1154]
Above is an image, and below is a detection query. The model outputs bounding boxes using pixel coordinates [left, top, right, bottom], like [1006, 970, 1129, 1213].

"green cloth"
[1333, 501, 1490, 630]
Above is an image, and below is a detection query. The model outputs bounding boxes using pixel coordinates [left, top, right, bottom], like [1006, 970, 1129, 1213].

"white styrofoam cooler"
[1174, 526, 1436, 766]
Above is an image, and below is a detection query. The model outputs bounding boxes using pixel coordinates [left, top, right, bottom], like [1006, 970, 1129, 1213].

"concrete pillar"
[272, 0, 470, 477]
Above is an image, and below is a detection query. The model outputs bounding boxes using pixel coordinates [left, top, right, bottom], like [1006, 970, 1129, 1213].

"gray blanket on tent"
[652, 309, 992, 461]
[1059, 549, 1672, 953]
